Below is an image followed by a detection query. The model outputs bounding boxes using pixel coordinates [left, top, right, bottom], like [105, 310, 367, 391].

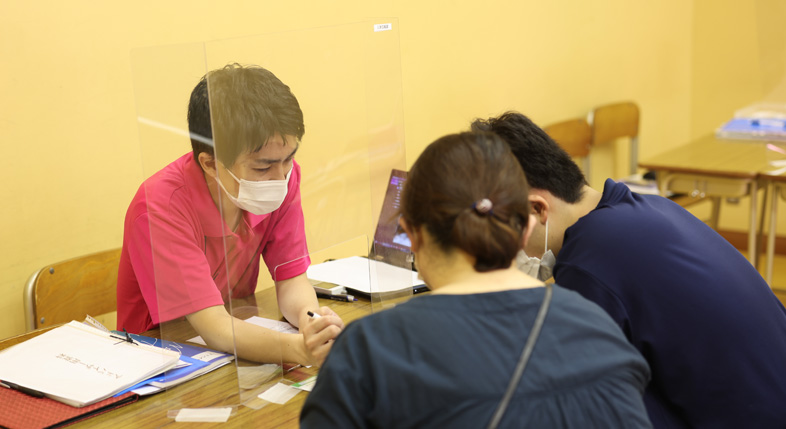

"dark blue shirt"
[301, 286, 652, 428]
[555, 179, 786, 428]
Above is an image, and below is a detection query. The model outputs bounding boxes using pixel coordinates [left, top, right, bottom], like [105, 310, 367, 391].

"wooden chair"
[588, 101, 640, 177]
[589, 101, 717, 219]
[543, 118, 592, 180]
[23, 248, 121, 332]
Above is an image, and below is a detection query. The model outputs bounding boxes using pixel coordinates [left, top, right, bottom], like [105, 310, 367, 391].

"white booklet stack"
[0, 321, 180, 407]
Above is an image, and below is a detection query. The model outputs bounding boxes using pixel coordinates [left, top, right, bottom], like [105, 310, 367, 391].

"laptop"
[306, 169, 429, 298]
[369, 169, 414, 269]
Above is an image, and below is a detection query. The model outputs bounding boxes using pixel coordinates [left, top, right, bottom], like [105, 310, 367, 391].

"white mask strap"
[224, 166, 242, 184]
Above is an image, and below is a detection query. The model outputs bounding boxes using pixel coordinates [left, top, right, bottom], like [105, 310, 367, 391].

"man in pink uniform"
[117, 64, 343, 366]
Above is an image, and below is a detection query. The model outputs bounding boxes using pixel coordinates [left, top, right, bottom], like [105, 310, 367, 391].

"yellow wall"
[690, 0, 786, 232]
[1, 0, 782, 339]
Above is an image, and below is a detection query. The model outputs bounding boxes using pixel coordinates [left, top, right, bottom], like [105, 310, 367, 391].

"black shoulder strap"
[486, 283, 553, 429]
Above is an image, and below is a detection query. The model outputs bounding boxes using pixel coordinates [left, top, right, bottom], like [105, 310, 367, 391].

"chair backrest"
[589, 101, 640, 176]
[544, 118, 592, 179]
[23, 248, 122, 331]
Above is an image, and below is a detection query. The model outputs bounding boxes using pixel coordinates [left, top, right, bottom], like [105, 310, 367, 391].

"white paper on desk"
[258, 382, 300, 404]
[187, 316, 298, 345]
[175, 407, 232, 423]
[245, 316, 299, 334]
[0, 321, 180, 407]
[306, 256, 422, 294]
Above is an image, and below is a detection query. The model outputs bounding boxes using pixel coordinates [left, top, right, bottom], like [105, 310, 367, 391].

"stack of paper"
[716, 103, 786, 142]
[0, 321, 180, 407]
[114, 333, 235, 396]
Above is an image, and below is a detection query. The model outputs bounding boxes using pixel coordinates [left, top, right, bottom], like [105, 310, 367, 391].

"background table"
[639, 135, 786, 267]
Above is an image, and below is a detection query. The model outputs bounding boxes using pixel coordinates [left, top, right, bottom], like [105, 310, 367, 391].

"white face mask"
[217, 165, 292, 215]
[516, 218, 556, 281]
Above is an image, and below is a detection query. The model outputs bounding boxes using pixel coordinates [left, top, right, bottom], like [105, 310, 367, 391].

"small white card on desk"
[258, 382, 300, 404]
[174, 407, 232, 423]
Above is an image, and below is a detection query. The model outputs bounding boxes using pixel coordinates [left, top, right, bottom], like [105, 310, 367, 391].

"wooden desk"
[639, 135, 785, 267]
[0, 287, 385, 428]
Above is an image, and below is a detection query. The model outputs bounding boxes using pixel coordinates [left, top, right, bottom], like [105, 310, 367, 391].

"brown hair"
[401, 132, 530, 272]
[187, 63, 305, 166]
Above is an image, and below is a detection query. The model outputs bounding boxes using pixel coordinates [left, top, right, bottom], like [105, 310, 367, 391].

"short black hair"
[187, 63, 305, 167]
[471, 111, 587, 203]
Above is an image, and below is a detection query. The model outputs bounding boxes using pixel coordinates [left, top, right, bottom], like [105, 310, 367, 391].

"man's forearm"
[186, 305, 310, 364]
[276, 273, 320, 328]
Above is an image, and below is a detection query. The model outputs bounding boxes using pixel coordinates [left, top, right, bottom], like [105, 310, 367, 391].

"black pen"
[0, 380, 45, 398]
[316, 292, 357, 302]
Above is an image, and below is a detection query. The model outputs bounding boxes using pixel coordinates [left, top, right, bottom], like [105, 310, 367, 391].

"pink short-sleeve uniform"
[117, 153, 310, 333]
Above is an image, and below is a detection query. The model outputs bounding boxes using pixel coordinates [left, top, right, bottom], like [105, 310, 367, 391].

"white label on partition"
[374, 23, 392, 32]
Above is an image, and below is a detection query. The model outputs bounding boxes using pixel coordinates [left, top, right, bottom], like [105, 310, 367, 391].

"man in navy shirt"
[473, 112, 786, 428]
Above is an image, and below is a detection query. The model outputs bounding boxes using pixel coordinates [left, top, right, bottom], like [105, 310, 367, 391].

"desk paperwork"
[0, 321, 179, 407]
[307, 256, 426, 298]
[716, 102, 786, 142]
[187, 316, 298, 346]
[114, 332, 234, 396]
[717, 118, 786, 141]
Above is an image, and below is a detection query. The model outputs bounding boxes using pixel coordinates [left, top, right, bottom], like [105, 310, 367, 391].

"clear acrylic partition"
[130, 19, 407, 420]
[130, 40, 250, 417]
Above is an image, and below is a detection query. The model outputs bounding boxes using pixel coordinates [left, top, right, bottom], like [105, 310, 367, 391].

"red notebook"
[0, 387, 138, 429]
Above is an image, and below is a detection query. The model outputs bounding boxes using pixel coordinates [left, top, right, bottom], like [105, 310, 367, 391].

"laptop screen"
[370, 169, 412, 268]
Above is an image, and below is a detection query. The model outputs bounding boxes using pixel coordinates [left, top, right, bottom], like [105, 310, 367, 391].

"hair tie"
[472, 198, 494, 216]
